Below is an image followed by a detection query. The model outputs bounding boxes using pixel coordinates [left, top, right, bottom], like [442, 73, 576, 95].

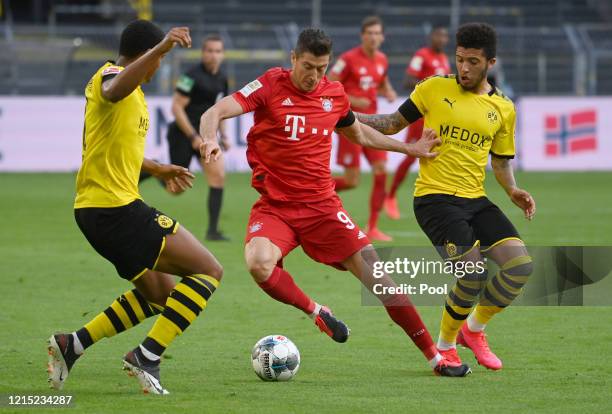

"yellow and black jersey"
[74, 61, 149, 209]
[398, 74, 516, 198]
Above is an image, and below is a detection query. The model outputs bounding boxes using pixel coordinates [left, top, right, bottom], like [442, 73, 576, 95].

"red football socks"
[389, 156, 415, 198]
[384, 296, 437, 360]
[258, 267, 316, 314]
[368, 173, 387, 230]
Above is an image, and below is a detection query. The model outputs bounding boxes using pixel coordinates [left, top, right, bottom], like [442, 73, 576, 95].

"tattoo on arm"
[356, 111, 408, 135]
[491, 156, 517, 193]
[492, 156, 511, 170]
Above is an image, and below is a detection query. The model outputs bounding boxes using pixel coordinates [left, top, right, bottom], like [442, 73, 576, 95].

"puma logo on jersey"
[443, 97, 456, 108]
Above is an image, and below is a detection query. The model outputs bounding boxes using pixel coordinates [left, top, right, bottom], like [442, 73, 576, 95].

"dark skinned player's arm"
[101, 49, 166, 102]
[102, 27, 191, 102]
[141, 158, 195, 194]
[491, 156, 518, 195]
[141, 158, 163, 176]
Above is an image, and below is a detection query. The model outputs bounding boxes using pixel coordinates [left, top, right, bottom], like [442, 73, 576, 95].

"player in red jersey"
[385, 26, 451, 220]
[199, 28, 470, 377]
[328, 16, 397, 241]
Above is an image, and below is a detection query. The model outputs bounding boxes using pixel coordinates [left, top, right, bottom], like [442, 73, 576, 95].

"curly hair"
[456, 23, 497, 60]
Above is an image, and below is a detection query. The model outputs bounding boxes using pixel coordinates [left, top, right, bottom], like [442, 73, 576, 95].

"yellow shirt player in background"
[358, 23, 536, 372]
[47, 20, 225, 395]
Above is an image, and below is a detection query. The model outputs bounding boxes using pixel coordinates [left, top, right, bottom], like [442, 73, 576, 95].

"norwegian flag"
[545, 109, 597, 156]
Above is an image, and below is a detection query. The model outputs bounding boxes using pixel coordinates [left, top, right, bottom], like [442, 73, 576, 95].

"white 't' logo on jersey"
[283, 115, 331, 141]
[284, 115, 306, 141]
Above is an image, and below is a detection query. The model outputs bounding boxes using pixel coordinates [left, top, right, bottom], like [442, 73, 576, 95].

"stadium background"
[1, 1, 611, 412]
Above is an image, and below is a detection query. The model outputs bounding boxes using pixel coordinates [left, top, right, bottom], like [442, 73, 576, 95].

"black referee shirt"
[175, 63, 229, 131]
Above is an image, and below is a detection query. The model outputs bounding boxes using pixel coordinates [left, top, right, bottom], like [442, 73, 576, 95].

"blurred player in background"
[47, 21, 224, 395]
[328, 16, 397, 241]
[384, 25, 450, 219]
[200, 28, 469, 377]
[358, 23, 535, 371]
[167, 34, 230, 241]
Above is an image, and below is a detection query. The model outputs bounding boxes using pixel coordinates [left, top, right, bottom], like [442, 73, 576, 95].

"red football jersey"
[406, 47, 451, 80]
[329, 46, 388, 114]
[233, 67, 351, 202]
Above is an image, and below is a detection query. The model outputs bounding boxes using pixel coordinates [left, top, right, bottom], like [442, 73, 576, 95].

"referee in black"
[168, 34, 230, 241]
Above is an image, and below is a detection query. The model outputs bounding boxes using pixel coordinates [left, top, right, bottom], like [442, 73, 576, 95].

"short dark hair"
[295, 28, 333, 57]
[202, 33, 223, 48]
[456, 23, 497, 60]
[361, 15, 383, 33]
[119, 20, 164, 59]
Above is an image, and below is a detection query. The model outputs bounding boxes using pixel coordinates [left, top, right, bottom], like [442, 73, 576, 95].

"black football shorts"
[74, 199, 179, 281]
[413, 194, 521, 259]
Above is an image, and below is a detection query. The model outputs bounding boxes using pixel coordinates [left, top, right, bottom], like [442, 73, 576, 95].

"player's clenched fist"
[156, 27, 192, 54]
[405, 127, 442, 159]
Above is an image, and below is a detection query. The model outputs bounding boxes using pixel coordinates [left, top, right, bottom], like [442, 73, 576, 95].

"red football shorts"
[405, 118, 424, 143]
[336, 133, 387, 168]
[245, 195, 371, 270]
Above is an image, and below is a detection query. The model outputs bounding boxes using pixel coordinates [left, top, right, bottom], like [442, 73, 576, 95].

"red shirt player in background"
[199, 28, 469, 377]
[385, 25, 451, 219]
[328, 16, 397, 241]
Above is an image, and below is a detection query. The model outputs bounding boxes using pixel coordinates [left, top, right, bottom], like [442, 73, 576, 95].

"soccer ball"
[251, 335, 300, 381]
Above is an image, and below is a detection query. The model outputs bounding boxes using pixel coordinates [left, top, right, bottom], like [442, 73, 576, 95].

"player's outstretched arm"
[102, 27, 192, 102]
[337, 120, 440, 159]
[142, 158, 195, 194]
[491, 156, 536, 220]
[356, 111, 409, 135]
[198, 95, 245, 163]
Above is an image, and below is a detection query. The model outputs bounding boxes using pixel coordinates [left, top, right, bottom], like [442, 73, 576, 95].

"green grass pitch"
[1, 171, 611, 413]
